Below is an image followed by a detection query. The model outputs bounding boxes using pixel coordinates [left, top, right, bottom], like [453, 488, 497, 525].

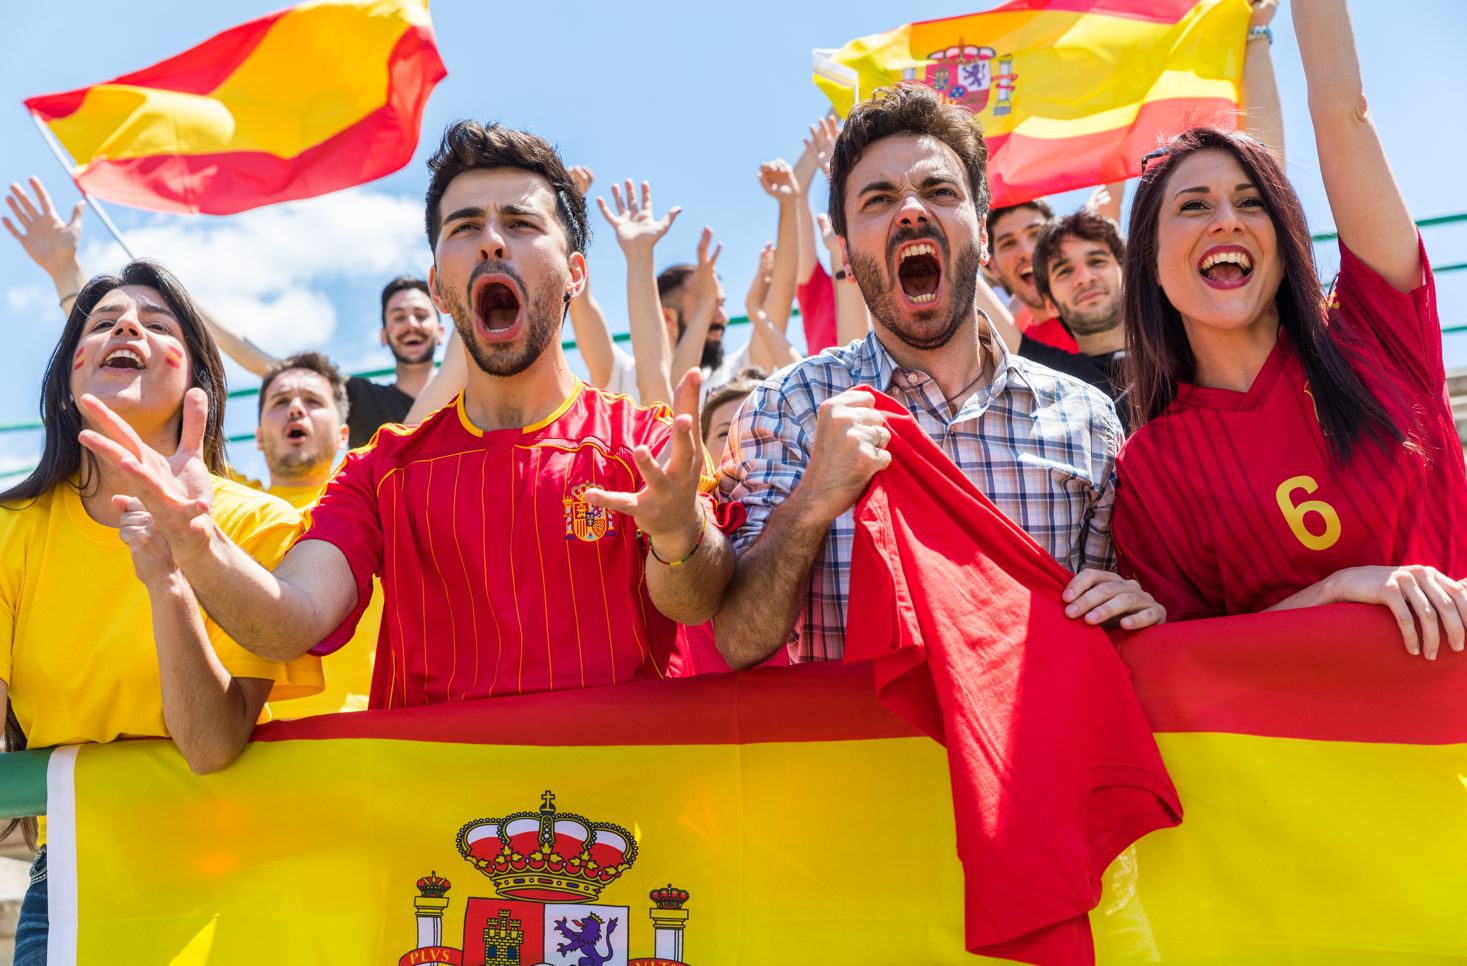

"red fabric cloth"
[845, 391, 1181, 964]
[296, 383, 720, 708]
[796, 261, 838, 354]
[1014, 303, 1080, 353]
[1114, 236, 1466, 619]
[667, 621, 791, 676]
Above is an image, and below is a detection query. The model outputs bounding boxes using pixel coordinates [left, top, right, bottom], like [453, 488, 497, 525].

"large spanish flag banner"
[814, 0, 1249, 207]
[37, 604, 1467, 963]
[23, 0, 446, 215]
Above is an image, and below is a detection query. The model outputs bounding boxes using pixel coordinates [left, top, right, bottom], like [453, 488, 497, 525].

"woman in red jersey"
[1112, 0, 1467, 659]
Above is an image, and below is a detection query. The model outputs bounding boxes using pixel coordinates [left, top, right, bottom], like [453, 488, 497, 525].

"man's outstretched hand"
[583, 368, 709, 562]
[78, 388, 216, 565]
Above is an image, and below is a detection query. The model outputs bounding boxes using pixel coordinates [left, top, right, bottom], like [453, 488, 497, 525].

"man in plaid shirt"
[714, 85, 1166, 667]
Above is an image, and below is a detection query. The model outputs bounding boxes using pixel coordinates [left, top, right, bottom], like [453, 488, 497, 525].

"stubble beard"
[264, 440, 334, 484]
[443, 262, 564, 378]
[1060, 295, 1123, 338]
[849, 238, 982, 351]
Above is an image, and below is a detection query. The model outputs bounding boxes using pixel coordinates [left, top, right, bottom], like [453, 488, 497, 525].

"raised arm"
[598, 180, 678, 406]
[404, 327, 466, 424]
[562, 166, 618, 388]
[1294, 0, 1419, 290]
[756, 160, 802, 336]
[820, 214, 873, 345]
[669, 227, 724, 381]
[1239, 0, 1285, 166]
[113, 495, 273, 774]
[792, 116, 840, 286]
[745, 249, 800, 369]
[77, 391, 356, 661]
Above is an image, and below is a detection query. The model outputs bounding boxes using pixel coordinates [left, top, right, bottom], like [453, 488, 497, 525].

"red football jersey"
[298, 383, 718, 708]
[846, 391, 1181, 964]
[1114, 237, 1467, 619]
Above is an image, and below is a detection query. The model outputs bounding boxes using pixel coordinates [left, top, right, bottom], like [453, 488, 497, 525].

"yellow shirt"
[0, 476, 323, 749]
[266, 481, 379, 718]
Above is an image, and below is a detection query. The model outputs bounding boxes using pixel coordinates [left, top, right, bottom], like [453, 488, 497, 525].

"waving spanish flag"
[23, 0, 447, 215]
[814, 0, 1249, 207]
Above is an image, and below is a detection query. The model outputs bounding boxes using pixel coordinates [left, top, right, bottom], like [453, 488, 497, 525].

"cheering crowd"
[4, 0, 1466, 960]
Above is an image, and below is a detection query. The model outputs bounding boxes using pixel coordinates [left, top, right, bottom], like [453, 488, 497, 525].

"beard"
[849, 228, 982, 352]
[442, 260, 564, 378]
[700, 336, 725, 371]
[263, 439, 334, 483]
[1059, 297, 1122, 337]
[386, 333, 436, 366]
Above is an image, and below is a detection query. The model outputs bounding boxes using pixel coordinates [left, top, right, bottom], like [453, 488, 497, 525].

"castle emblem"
[399, 791, 693, 966]
[904, 41, 1018, 116]
[564, 482, 618, 543]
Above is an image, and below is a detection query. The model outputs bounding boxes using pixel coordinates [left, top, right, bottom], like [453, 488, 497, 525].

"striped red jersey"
[1113, 236, 1467, 619]
[298, 382, 718, 708]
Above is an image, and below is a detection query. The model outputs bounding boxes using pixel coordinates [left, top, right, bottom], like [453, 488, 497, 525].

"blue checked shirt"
[720, 329, 1123, 662]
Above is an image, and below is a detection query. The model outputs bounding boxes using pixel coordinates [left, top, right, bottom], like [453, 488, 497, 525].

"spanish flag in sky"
[815, 0, 1250, 207]
[32, 606, 1467, 963]
[23, 0, 447, 215]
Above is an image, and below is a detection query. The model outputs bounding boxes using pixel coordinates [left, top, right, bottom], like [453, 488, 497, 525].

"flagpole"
[28, 111, 137, 261]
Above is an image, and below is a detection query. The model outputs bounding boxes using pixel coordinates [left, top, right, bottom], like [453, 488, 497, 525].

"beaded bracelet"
[646, 503, 708, 567]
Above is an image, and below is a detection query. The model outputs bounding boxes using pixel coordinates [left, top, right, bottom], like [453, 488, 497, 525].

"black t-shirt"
[1017, 336, 1130, 433]
[345, 375, 414, 448]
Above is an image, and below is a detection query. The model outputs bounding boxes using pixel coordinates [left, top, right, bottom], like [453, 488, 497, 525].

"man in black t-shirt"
[1025, 211, 1131, 431]
[343, 275, 446, 447]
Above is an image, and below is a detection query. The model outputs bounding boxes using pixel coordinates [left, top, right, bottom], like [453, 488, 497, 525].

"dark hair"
[0, 259, 230, 846]
[424, 120, 589, 256]
[258, 351, 349, 422]
[701, 368, 767, 440]
[1032, 210, 1126, 306]
[1123, 126, 1402, 461]
[827, 84, 991, 238]
[985, 199, 1054, 241]
[379, 275, 436, 328]
[656, 264, 696, 314]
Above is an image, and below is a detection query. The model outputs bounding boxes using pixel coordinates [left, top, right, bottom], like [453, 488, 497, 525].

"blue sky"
[1, 0, 1464, 483]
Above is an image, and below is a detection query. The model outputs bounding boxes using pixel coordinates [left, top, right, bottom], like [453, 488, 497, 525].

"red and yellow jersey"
[1113, 237, 1467, 619]
[297, 381, 718, 708]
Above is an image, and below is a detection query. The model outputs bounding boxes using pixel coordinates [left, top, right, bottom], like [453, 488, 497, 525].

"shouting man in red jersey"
[79, 121, 732, 708]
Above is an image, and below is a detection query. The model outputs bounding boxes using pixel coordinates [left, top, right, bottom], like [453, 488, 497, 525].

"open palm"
[597, 179, 681, 255]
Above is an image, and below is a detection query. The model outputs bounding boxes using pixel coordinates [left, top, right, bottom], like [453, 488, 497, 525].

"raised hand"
[746, 241, 775, 319]
[77, 388, 216, 565]
[692, 226, 722, 308]
[758, 159, 801, 203]
[582, 368, 709, 561]
[569, 165, 594, 196]
[3, 176, 84, 278]
[802, 116, 840, 178]
[596, 180, 681, 256]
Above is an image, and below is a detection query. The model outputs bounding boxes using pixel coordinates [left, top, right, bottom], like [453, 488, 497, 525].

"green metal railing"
[0, 748, 50, 819]
[1, 210, 1464, 467]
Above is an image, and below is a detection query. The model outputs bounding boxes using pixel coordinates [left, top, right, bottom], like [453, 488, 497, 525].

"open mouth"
[101, 347, 146, 371]
[286, 426, 308, 441]
[897, 241, 943, 306]
[473, 276, 523, 336]
[1198, 246, 1254, 289]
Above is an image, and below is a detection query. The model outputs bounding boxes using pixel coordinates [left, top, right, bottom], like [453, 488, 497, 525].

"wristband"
[58, 290, 80, 307]
[1247, 24, 1272, 45]
[646, 503, 708, 567]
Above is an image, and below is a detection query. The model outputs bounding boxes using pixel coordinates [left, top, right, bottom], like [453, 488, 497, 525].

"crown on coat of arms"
[415, 872, 451, 898]
[649, 885, 689, 909]
[456, 790, 638, 903]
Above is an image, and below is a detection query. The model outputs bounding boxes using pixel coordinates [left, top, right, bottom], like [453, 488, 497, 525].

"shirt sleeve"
[719, 380, 813, 556]
[1077, 398, 1123, 573]
[295, 445, 385, 655]
[210, 491, 323, 700]
[1329, 233, 1440, 394]
[796, 261, 838, 355]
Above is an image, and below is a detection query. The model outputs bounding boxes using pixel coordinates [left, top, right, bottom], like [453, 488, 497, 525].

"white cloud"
[6, 284, 50, 314]
[78, 187, 429, 353]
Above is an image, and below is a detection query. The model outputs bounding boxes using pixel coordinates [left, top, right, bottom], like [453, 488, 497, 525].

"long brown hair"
[2, 260, 231, 845]
[1122, 126, 1403, 462]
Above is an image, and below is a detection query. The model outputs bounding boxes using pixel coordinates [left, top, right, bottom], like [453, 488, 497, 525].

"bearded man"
[713, 84, 1165, 668]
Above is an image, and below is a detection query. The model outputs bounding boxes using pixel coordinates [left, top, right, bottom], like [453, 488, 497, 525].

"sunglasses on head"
[1139, 148, 1170, 173]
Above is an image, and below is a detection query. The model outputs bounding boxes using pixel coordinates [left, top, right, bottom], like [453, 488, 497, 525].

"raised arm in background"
[403, 327, 465, 423]
[818, 213, 873, 345]
[1293, 0, 1418, 291]
[1241, 0, 1286, 167]
[745, 244, 801, 370]
[755, 159, 803, 338]
[4, 176, 280, 376]
[598, 179, 679, 406]
[563, 166, 618, 388]
[669, 228, 726, 380]
[791, 115, 840, 286]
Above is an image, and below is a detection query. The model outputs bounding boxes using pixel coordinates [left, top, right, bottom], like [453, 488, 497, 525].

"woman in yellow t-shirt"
[0, 260, 321, 964]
